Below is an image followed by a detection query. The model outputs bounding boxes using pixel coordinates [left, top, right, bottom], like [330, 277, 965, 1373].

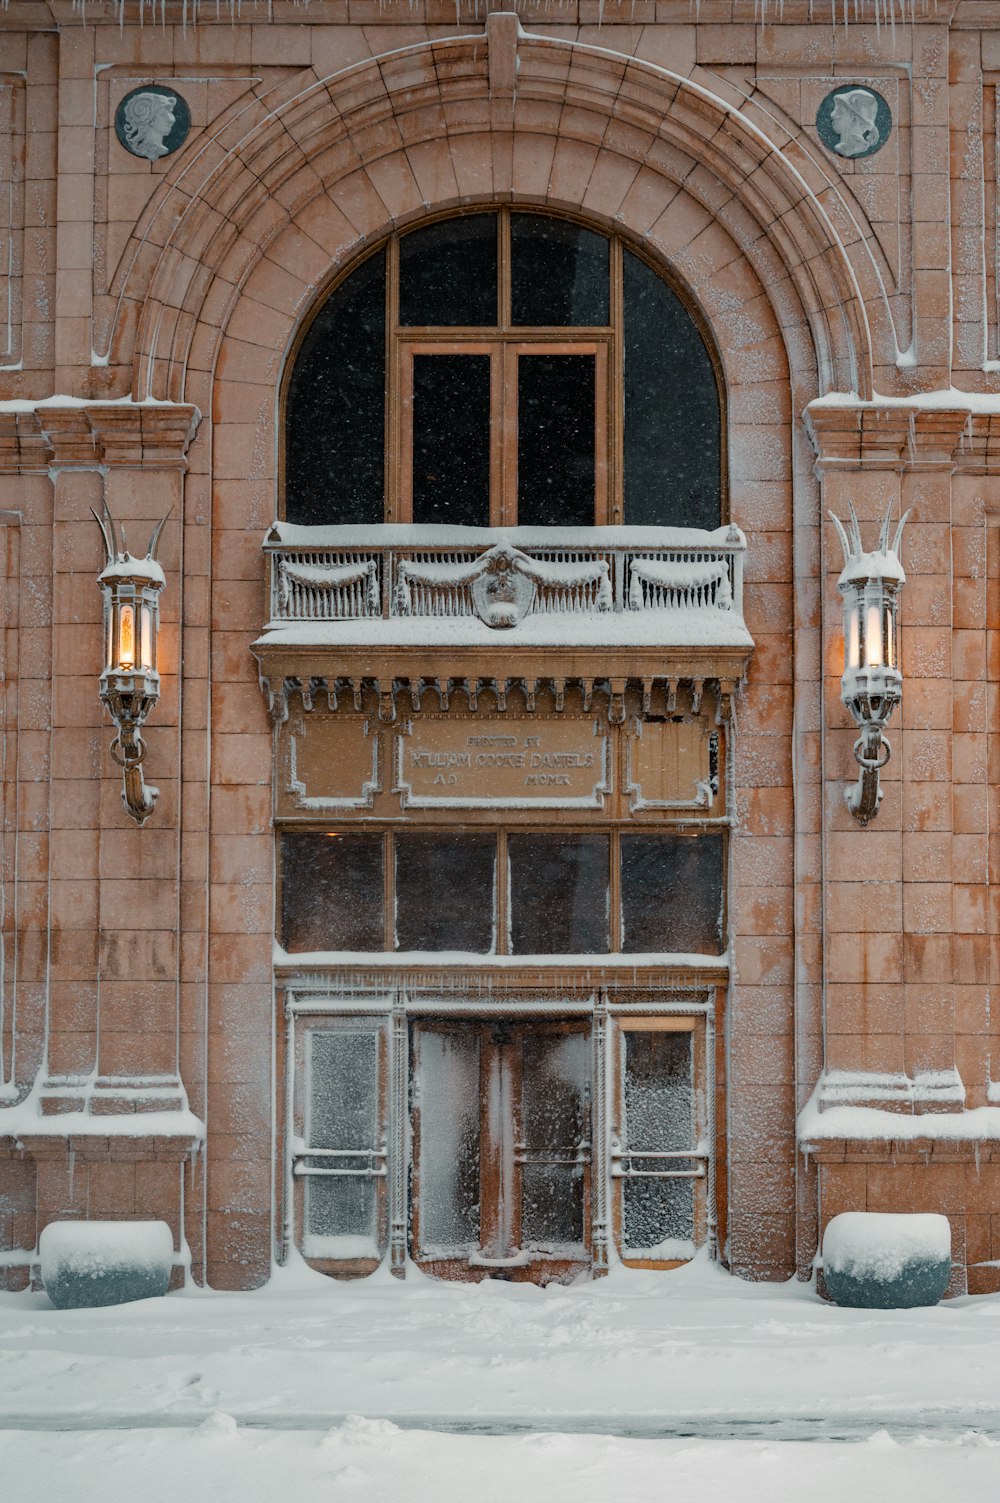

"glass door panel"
[411, 1025, 481, 1259]
[411, 1019, 591, 1282]
[617, 1025, 703, 1262]
[519, 1028, 589, 1255]
[302, 1028, 385, 1262]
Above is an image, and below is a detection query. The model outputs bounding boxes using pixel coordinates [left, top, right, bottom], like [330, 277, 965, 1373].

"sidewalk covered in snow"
[2, 1259, 999, 1501]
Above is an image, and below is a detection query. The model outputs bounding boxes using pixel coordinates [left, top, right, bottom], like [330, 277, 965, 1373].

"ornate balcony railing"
[264, 523, 746, 631]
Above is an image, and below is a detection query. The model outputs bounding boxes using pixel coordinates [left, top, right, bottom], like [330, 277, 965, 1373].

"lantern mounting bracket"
[830, 501, 908, 828]
[93, 503, 169, 826]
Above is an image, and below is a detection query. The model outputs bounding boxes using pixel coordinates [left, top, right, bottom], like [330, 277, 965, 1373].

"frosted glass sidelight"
[399, 214, 498, 327]
[510, 215, 609, 327]
[414, 1027, 481, 1253]
[620, 834, 724, 954]
[310, 1030, 379, 1150]
[508, 834, 610, 954]
[280, 832, 383, 952]
[284, 247, 386, 526]
[411, 355, 492, 526]
[395, 833, 496, 952]
[623, 250, 721, 529]
[516, 355, 595, 527]
[623, 1030, 695, 1255]
[306, 1030, 380, 1254]
[520, 1031, 589, 1250]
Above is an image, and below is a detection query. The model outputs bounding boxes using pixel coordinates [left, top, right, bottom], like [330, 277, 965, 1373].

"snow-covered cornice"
[0, 399, 200, 474]
[805, 390, 1000, 473]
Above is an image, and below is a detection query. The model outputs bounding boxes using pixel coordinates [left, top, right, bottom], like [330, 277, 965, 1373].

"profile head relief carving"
[116, 86, 190, 161]
[831, 89, 880, 156]
[817, 85, 890, 162]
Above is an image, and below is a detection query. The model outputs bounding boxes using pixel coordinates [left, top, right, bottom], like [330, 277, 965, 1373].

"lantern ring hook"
[853, 732, 891, 772]
[109, 731, 147, 769]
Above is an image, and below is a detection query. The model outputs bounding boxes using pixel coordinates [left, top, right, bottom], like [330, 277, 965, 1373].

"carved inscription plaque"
[396, 718, 609, 808]
[626, 719, 719, 811]
[280, 715, 379, 813]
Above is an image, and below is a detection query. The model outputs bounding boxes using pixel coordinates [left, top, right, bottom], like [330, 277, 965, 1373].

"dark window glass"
[281, 832, 383, 952]
[623, 250, 721, 529]
[517, 355, 595, 527]
[508, 834, 609, 954]
[399, 214, 498, 327]
[284, 248, 385, 527]
[511, 214, 609, 326]
[623, 1030, 694, 1254]
[412, 355, 491, 526]
[620, 834, 724, 954]
[395, 833, 496, 952]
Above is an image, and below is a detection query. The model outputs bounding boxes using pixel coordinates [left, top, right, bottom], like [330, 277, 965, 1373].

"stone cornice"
[0, 402, 201, 475]
[804, 398, 973, 473]
[0, 0, 969, 27]
[803, 395, 1000, 475]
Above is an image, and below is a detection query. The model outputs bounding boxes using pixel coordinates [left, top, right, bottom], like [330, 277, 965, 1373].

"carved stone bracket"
[256, 668, 747, 728]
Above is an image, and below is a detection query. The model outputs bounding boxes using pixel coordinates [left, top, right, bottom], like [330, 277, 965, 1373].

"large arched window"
[283, 210, 723, 530]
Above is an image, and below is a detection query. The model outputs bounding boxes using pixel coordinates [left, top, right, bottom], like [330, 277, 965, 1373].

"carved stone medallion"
[115, 85, 191, 161]
[816, 86, 891, 161]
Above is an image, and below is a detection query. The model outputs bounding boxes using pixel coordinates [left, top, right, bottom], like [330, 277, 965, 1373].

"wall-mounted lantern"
[830, 501, 908, 827]
[93, 504, 169, 826]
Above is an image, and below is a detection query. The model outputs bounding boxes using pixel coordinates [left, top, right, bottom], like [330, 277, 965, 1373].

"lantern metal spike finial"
[829, 510, 853, 570]
[146, 510, 171, 562]
[829, 501, 908, 827]
[93, 505, 169, 826]
[91, 501, 118, 568]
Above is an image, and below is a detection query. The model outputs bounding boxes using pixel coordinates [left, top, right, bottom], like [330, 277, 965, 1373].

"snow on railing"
[264, 524, 746, 630]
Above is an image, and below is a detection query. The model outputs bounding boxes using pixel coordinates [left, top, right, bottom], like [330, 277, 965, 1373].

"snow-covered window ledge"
[798, 1077, 1000, 1157]
[0, 1082, 205, 1151]
[273, 945, 730, 994]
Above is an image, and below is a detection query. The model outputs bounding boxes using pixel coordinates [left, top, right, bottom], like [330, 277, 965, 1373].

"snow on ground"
[3, 1255, 1000, 1501]
[7, 1425, 1000, 1503]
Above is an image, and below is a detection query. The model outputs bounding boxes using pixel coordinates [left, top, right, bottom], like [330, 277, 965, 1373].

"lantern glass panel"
[865, 601, 882, 668]
[846, 603, 860, 671]
[118, 603, 135, 670]
[140, 605, 154, 672]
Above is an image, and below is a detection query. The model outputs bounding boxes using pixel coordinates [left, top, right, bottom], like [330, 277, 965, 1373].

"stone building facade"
[2, 0, 1000, 1294]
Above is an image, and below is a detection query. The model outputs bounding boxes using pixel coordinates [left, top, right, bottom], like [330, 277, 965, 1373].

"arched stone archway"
[109, 22, 874, 406]
[159, 21, 830, 1287]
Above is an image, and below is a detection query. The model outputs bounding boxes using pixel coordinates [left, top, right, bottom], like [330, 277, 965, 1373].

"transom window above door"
[283, 209, 723, 530]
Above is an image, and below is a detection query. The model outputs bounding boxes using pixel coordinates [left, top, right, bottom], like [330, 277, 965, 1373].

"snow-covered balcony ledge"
[254, 524, 753, 725]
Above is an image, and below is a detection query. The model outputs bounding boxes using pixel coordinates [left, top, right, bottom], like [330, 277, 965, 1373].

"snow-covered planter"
[822, 1212, 951, 1309]
[39, 1221, 174, 1309]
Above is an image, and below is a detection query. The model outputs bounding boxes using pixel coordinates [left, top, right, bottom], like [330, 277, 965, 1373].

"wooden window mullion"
[384, 830, 394, 952]
[496, 829, 509, 955]
[610, 831, 622, 952]
[610, 236, 624, 525]
[386, 235, 400, 522]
